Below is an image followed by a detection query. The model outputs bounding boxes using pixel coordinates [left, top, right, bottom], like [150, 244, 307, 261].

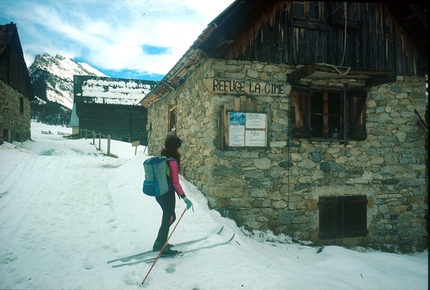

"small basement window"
[319, 195, 368, 239]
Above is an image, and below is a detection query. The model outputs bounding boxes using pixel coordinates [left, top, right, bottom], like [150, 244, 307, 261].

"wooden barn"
[141, 1, 428, 252]
[0, 22, 34, 144]
[72, 75, 156, 145]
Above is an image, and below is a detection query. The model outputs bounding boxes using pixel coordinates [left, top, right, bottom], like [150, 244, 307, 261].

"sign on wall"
[203, 78, 287, 97]
[228, 112, 267, 147]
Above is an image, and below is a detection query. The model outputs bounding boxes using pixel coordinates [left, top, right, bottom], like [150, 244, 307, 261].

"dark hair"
[161, 136, 182, 169]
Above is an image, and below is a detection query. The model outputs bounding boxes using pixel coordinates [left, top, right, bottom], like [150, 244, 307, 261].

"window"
[168, 106, 176, 133]
[20, 97, 24, 114]
[319, 195, 368, 239]
[293, 1, 321, 20]
[310, 90, 343, 139]
[291, 87, 367, 141]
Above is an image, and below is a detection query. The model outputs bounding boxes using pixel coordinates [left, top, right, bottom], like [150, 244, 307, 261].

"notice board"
[228, 112, 267, 147]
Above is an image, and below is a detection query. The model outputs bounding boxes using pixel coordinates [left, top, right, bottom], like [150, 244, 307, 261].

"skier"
[152, 136, 193, 256]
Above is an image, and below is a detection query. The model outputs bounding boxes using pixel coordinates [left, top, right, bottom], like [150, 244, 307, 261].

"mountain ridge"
[29, 53, 106, 110]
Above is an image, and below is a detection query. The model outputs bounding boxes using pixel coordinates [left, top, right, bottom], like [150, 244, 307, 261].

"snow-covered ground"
[0, 122, 427, 289]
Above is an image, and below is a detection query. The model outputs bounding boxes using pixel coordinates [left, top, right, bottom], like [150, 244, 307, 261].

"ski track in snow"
[0, 122, 428, 290]
[0, 126, 132, 288]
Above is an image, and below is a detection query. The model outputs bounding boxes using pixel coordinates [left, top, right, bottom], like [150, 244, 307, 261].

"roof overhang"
[287, 64, 397, 87]
[139, 24, 217, 108]
[140, 0, 425, 107]
[139, 0, 251, 108]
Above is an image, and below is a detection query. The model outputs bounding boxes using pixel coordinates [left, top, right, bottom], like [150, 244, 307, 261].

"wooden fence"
[79, 129, 140, 157]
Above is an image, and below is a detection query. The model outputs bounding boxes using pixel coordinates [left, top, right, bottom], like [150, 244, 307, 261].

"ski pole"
[140, 206, 187, 286]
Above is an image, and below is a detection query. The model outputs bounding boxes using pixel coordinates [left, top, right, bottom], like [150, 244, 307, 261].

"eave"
[140, 0, 426, 108]
[287, 64, 397, 87]
[139, 0, 254, 108]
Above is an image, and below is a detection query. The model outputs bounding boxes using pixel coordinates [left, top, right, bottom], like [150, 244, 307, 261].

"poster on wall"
[229, 112, 245, 146]
[245, 130, 266, 146]
[228, 112, 267, 147]
[245, 113, 266, 129]
[229, 125, 245, 146]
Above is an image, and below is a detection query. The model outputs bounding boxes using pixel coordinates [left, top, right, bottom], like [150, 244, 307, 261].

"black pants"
[154, 190, 176, 247]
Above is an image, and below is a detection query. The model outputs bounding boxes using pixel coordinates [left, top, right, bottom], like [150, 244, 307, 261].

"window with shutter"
[319, 195, 368, 239]
[310, 90, 344, 139]
[20, 97, 24, 114]
[291, 87, 310, 138]
[168, 106, 176, 133]
[293, 1, 321, 20]
[343, 196, 368, 238]
[318, 197, 343, 239]
[348, 89, 367, 140]
[292, 87, 367, 141]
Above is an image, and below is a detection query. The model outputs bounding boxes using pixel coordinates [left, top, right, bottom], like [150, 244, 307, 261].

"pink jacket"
[168, 159, 185, 196]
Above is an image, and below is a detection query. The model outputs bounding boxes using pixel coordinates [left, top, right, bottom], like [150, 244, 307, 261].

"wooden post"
[107, 135, 111, 156]
[98, 132, 101, 150]
[132, 140, 140, 155]
[92, 130, 95, 144]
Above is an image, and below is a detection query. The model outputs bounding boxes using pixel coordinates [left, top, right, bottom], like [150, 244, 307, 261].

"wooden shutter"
[319, 195, 368, 240]
[291, 88, 310, 138]
[343, 196, 368, 238]
[318, 197, 342, 239]
[348, 89, 367, 140]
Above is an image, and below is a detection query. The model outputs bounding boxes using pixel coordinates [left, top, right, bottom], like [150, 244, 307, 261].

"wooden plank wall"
[0, 24, 34, 100]
[223, 2, 421, 76]
[78, 103, 148, 145]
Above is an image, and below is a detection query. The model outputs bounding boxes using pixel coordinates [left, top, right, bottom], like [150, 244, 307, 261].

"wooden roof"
[200, 1, 428, 69]
[0, 22, 34, 100]
[140, 1, 427, 107]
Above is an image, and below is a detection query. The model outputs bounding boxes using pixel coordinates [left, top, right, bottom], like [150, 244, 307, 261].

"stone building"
[141, 1, 428, 252]
[0, 23, 34, 144]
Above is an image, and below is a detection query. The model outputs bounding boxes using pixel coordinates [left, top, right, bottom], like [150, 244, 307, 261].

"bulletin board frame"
[226, 111, 268, 148]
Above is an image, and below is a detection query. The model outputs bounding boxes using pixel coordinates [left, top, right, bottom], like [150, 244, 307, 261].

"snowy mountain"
[28, 53, 106, 110]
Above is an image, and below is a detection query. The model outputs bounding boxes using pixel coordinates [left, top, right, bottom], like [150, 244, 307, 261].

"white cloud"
[0, 0, 235, 78]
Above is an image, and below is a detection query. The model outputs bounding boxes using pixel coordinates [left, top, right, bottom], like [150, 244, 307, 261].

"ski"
[107, 226, 224, 264]
[112, 233, 235, 268]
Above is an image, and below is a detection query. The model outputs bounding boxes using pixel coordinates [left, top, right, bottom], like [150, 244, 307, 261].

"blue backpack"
[142, 156, 173, 196]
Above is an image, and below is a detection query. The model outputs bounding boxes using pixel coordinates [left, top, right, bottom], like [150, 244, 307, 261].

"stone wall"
[0, 80, 32, 144]
[147, 58, 427, 252]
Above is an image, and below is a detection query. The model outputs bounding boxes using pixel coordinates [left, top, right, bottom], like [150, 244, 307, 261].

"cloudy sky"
[0, 0, 235, 80]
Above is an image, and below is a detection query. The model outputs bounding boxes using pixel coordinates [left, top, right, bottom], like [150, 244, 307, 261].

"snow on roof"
[76, 76, 156, 106]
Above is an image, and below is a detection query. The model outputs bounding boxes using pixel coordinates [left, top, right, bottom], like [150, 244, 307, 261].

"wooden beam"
[409, 4, 427, 30]
[365, 73, 397, 87]
[287, 65, 315, 83]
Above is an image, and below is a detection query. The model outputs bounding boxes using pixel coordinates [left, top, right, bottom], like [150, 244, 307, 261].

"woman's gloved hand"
[182, 196, 193, 210]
